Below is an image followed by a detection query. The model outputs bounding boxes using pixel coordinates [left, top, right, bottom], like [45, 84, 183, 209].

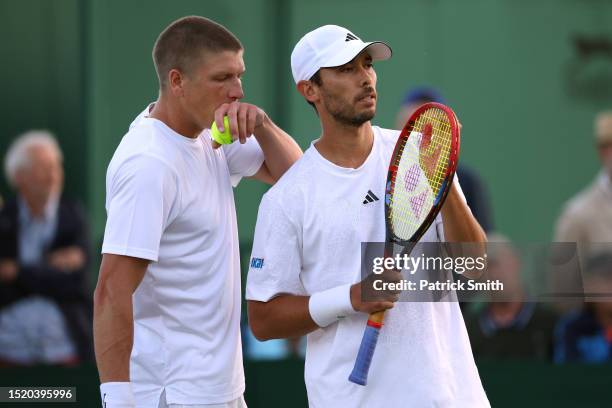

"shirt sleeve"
[246, 194, 305, 302]
[554, 206, 586, 242]
[102, 154, 179, 261]
[222, 136, 265, 187]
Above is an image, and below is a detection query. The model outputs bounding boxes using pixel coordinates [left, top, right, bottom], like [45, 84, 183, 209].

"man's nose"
[357, 67, 372, 87]
[228, 82, 244, 100]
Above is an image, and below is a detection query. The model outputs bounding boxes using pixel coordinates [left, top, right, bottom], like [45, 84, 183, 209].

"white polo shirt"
[246, 126, 489, 407]
[102, 107, 263, 406]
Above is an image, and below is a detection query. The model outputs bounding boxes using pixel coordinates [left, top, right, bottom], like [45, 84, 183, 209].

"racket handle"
[348, 315, 384, 386]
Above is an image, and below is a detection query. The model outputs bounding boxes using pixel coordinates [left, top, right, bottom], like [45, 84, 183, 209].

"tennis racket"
[348, 102, 461, 386]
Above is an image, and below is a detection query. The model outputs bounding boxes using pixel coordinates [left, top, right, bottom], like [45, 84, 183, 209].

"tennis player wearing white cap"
[246, 25, 490, 407]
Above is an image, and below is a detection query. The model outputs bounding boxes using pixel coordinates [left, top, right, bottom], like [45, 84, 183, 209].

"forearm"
[441, 183, 487, 244]
[248, 296, 318, 341]
[254, 115, 302, 181]
[441, 183, 487, 278]
[93, 287, 134, 383]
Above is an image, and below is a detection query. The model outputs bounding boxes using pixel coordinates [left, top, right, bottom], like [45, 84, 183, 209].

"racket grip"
[348, 320, 382, 386]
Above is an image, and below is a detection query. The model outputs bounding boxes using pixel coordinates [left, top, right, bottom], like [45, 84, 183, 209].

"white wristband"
[308, 283, 355, 327]
[100, 382, 135, 408]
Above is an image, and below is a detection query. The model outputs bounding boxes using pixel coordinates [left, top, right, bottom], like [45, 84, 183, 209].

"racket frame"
[348, 102, 460, 386]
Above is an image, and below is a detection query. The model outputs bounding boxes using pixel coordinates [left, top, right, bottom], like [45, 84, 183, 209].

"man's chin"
[356, 109, 376, 124]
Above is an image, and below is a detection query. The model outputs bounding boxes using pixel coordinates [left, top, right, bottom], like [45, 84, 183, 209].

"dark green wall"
[1, 361, 610, 407]
[1, 0, 611, 254]
[0, 0, 86, 203]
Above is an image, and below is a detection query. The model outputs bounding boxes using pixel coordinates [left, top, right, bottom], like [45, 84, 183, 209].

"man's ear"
[297, 80, 319, 105]
[168, 68, 185, 97]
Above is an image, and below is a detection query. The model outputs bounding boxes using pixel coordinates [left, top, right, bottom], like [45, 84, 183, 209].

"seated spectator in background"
[554, 253, 612, 363]
[464, 234, 558, 361]
[0, 130, 92, 366]
[553, 111, 612, 312]
[555, 110, 612, 244]
[396, 86, 494, 232]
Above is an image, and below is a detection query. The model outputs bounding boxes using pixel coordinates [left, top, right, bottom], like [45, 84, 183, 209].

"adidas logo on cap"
[345, 32, 359, 41]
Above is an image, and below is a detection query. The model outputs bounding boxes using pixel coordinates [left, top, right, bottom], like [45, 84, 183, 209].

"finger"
[212, 140, 222, 149]
[227, 103, 240, 141]
[238, 105, 248, 144]
[246, 107, 257, 137]
[214, 103, 230, 132]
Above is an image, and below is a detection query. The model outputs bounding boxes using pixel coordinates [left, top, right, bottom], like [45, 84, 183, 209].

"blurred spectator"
[396, 86, 494, 232]
[464, 234, 558, 361]
[555, 110, 612, 244]
[242, 323, 305, 361]
[0, 130, 92, 366]
[554, 252, 612, 363]
[553, 111, 612, 311]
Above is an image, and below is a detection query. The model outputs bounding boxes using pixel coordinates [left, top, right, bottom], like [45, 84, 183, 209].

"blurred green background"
[2, 0, 611, 243]
[0, 0, 611, 406]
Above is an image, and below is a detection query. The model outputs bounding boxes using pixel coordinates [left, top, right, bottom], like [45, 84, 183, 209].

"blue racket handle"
[348, 322, 381, 385]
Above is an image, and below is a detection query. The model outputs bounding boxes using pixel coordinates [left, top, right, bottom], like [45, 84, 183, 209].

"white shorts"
[157, 392, 247, 408]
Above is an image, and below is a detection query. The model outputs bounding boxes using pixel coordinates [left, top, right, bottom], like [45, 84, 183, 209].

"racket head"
[385, 102, 460, 246]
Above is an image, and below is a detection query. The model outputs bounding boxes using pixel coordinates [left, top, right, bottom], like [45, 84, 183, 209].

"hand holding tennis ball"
[211, 116, 233, 148]
[211, 102, 267, 149]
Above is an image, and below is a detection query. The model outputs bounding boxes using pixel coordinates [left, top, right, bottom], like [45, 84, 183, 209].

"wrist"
[254, 113, 273, 137]
[100, 382, 135, 408]
[308, 283, 356, 327]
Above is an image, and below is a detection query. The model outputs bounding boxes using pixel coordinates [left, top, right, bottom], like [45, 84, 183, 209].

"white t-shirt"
[102, 107, 264, 407]
[246, 126, 489, 407]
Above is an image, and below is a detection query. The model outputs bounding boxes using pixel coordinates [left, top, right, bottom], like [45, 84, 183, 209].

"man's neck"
[488, 301, 525, 326]
[315, 119, 374, 169]
[20, 194, 52, 219]
[149, 95, 202, 139]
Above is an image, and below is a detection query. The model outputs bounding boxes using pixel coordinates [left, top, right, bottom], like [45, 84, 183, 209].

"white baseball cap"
[291, 25, 392, 84]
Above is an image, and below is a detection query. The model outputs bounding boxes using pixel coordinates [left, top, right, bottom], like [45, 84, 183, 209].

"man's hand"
[0, 259, 18, 282]
[350, 268, 403, 314]
[212, 101, 266, 148]
[48, 246, 86, 273]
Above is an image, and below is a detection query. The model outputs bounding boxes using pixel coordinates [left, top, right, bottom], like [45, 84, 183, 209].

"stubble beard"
[323, 92, 375, 127]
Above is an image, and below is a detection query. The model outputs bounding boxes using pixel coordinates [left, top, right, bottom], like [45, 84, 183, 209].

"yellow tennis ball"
[211, 116, 232, 145]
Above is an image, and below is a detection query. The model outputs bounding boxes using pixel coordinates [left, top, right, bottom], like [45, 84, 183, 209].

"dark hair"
[306, 71, 323, 114]
[153, 16, 243, 89]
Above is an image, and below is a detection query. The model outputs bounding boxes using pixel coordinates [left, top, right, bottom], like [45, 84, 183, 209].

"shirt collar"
[18, 194, 60, 224]
[597, 170, 612, 197]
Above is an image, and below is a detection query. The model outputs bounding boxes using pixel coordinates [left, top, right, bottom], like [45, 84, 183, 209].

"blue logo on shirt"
[251, 258, 264, 269]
